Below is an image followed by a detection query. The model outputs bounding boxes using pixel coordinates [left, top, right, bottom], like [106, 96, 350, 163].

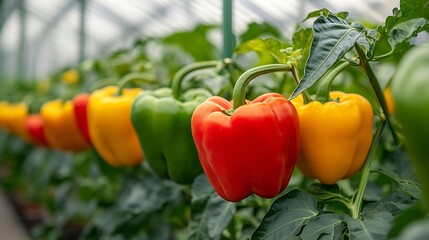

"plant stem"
[231, 63, 292, 110]
[115, 73, 156, 96]
[351, 120, 386, 219]
[355, 44, 398, 144]
[291, 65, 311, 104]
[227, 215, 237, 240]
[314, 60, 351, 103]
[172, 61, 220, 100]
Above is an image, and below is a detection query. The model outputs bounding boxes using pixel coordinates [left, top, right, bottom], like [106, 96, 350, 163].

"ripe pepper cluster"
[0, 61, 375, 202]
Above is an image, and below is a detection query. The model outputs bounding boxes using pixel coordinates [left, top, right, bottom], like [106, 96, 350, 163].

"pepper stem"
[291, 64, 312, 104]
[351, 119, 386, 219]
[172, 60, 222, 100]
[231, 63, 293, 111]
[355, 44, 398, 144]
[315, 60, 351, 103]
[115, 73, 156, 96]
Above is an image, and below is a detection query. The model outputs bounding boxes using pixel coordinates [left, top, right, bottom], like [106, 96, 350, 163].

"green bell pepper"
[391, 42, 429, 212]
[131, 61, 220, 184]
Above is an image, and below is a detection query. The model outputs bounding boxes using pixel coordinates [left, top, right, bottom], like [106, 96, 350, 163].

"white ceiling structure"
[0, 0, 399, 80]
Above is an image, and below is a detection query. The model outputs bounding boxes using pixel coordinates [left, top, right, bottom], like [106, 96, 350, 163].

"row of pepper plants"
[0, 1, 428, 239]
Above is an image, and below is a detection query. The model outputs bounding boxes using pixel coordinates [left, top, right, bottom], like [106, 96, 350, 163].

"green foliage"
[187, 175, 236, 240]
[252, 190, 318, 240]
[0, 0, 428, 239]
[163, 24, 219, 61]
[290, 13, 365, 99]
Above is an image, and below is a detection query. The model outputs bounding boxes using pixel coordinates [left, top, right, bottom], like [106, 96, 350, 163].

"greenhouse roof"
[0, 0, 399, 79]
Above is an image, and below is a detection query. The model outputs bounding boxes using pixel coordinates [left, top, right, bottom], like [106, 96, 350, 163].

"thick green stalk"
[315, 60, 351, 103]
[232, 63, 292, 110]
[115, 73, 156, 96]
[355, 44, 397, 144]
[351, 120, 386, 219]
[172, 61, 220, 100]
[291, 65, 311, 104]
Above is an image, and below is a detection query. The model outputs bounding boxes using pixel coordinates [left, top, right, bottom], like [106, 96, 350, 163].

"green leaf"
[344, 191, 413, 240]
[303, 9, 349, 22]
[117, 173, 180, 215]
[187, 175, 236, 240]
[343, 210, 393, 240]
[388, 18, 429, 48]
[191, 174, 215, 202]
[163, 24, 218, 61]
[400, 0, 429, 19]
[303, 8, 330, 21]
[388, 203, 427, 238]
[363, 191, 414, 216]
[374, 147, 421, 199]
[300, 213, 344, 240]
[308, 183, 341, 201]
[234, 38, 298, 64]
[292, 28, 313, 77]
[290, 13, 363, 99]
[206, 195, 236, 238]
[240, 22, 281, 43]
[251, 189, 318, 240]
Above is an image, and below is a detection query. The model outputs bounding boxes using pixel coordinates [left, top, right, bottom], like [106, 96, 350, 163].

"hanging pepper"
[73, 93, 92, 145]
[291, 91, 373, 185]
[88, 85, 143, 167]
[0, 102, 32, 142]
[25, 114, 49, 146]
[192, 64, 299, 202]
[41, 99, 90, 152]
[391, 43, 429, 212]
[131, 61, 220, 184]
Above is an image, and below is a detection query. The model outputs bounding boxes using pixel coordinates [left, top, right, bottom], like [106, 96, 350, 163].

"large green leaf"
[251, 189, 318, 240]
[400, 0, 429, 19]
[344, 191, 413, 240]
[374, 147, 421, 199]
[163, 24, 218, 61]
[239, 22, 281, 43]
[300, 213, 344, 240]
[388, 18, 428, 48]
[362, 191, 414, 216]
[234, 37, 297, 64]
[187, 175, 236, 240]
[292, 28, 313, 77]
[372, 0, 429, 58]
[289, 13, 363, 99]
[206, 195, 236, 238]
[344, 210, 393, 240]
[303, 8, 349, 21]
[117, 173, 180, 215]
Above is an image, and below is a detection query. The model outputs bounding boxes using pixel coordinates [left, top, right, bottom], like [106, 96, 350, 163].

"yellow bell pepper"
[0, 101, 10, 131]
[41, 99, 89, 152]
[292, 91, 373, 184]
[88, 86, 143, 167]
[0, 102, 31, 142]
[61, 69, 79, 84]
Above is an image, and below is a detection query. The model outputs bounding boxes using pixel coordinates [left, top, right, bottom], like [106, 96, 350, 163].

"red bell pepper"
[73, 93, 92, 145]
[191, 64, 299, 202]
[25, 114, 49, 146]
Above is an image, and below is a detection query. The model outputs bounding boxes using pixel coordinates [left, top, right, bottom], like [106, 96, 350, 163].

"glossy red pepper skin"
[73, 93, 92, 145]
[191, 93, 299, 202]
[25, 114, 49, 146]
